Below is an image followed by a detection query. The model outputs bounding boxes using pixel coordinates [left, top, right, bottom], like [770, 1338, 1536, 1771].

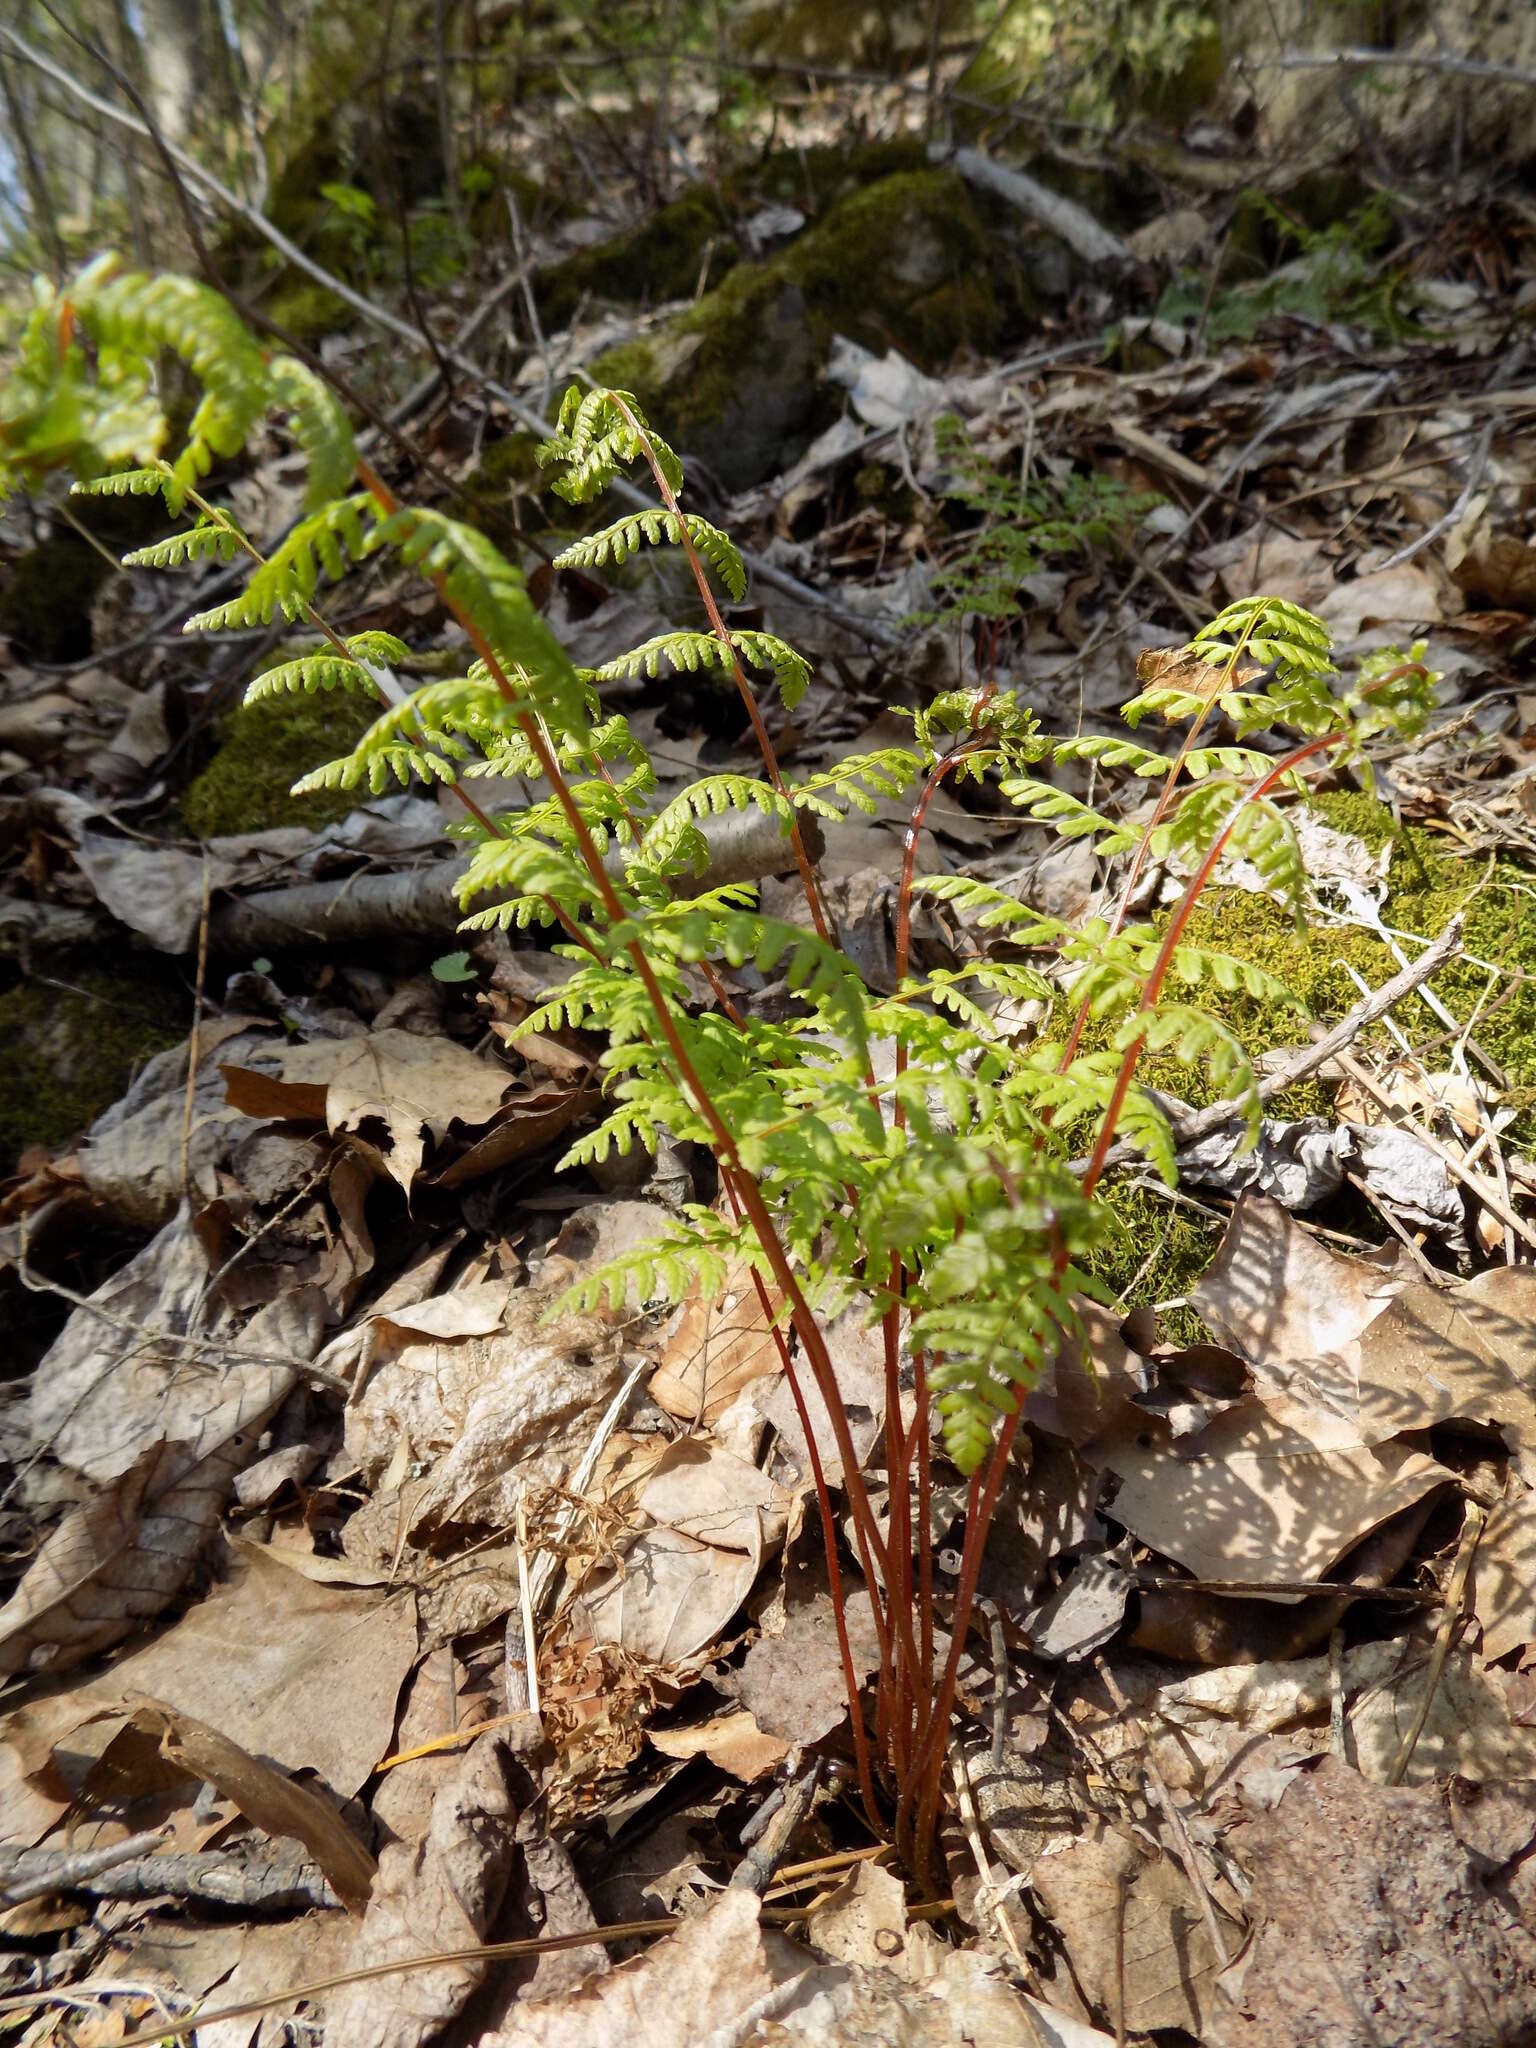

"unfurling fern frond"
[78, 263, 272, 499]
[243, 631, 413, 705]
[538, 386, 685, 502]
[553, 509, 746, 600]
[183, 495, 375, 631]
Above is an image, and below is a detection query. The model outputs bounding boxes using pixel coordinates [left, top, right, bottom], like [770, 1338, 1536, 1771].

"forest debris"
[804, 1859, 943, 1982]
[322, 1733, 526, 2047]
[756, 1305, 886, 1487]
[222, 1028, 517, 1192]
[648, 1709, 789, 1781]
[645, 1263, 784, 1426]
[575, 1438, 791, 1663]
[1206, 1757, 1536, 2048]
[1017, 1542, 1133, 1663]
[944, 146, 1132, 270]
[1101, 1408, 1453, 1586]
[0, 1216, 326, 1672]
[343, 1285, 623, 1547]
[1029, 1818, 1242, 2036]
[723, 1552, 884, 1746]
[123, 1698, 377, 1913]
[93, 1542, 417, 1800]
[1471, 1490, 1536, 1662]
[481, 1888, 802, 2048]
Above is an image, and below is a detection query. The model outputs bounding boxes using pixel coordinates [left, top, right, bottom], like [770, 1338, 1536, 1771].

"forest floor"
[2, 38, 1536, 2048]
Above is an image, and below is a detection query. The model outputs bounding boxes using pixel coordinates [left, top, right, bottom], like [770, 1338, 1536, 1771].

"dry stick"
[0, 1829, 166, 1908]
[1332, 1045, 1536, 1253]
[1373, 418, 1494, 573]
[1386, 1500, 1486, 1786]
[1257, 46, 1536, 88]
[48, 1924, 689, 2048]
[177, 855, 211, 1194]
[1091, 1654, 1234, 1970]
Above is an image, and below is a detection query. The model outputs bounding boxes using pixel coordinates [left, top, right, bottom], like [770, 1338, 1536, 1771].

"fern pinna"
[0, 258, 1436, 1882]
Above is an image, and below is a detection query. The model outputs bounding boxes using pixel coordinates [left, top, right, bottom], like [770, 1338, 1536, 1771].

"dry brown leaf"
[1029, 1817, 1241, 2036]
[322, 1733, 526, 2046]
[1134, 642, 1260, 700]
[723, 1549, 884, 1746]
[576, 1438, 791, 1664]
[344, 1285, 623, 1545]
[94, 1542, 417, 1798]
[0, 1219, 326, 1674]
[1103, 1406, 1452, 1586]
[223, 1028, 515, 1190]
[648, 1709, 789, 1781]
[756, 1305, 885, 1486]
[649, 1264, 785, 1425]
[1449, 527, 1536, 613]
[126, 1698, 377, 1912]
[481, 1888, 804, 2048]
[1351, 1269, 1536, 1475]
[1472, 1491, 1536, 1664]
[805, 1859, 943, 1982]
[1208, 1757, 1536, 2048]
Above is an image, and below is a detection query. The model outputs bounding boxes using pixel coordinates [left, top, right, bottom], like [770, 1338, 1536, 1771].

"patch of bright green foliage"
[1156, 191, 1411, 342]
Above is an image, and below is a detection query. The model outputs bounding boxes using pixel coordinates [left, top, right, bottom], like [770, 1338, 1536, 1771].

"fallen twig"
[1, 1845, 334, 1912]
[0, 1829, 166, 1907]
[941, 145, 1132, 270]
[1385, 1500, 1485, 1786]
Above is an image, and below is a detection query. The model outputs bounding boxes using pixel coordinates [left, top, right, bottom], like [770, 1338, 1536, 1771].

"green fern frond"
[1120, 1003, 1261, 1146]
[455, 835, 610, 929]
[71, 467, 174, 502]
[268, 355, 357, 511]
[640, 774, 789, 874]
[553, 510, 746, 601]
[912, 874, 1065, 943]
[596, 629, 810, 708]
[122, 519, 244, 570]
[183, 495, 374, 631]
[538, 386, 686, 502]
[370, 506, 588, 739]
[1000, 775, 1140, 855]
[243, 631, 413, 705]
[1051, 733, 1174, 777]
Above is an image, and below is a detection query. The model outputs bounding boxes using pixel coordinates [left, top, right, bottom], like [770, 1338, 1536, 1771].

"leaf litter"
[4, 41, 1536, 2048]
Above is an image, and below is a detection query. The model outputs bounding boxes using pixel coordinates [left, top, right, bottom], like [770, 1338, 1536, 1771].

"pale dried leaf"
[648, 1709, 789, 1781]
[323, 1733, 521, 2046]
[577, 1438, 791, 1663]
[650, 1265, 785, 1425]
[126, 1698, 377, 1912]
[94, 1542, 417, 1797]
[223, 1028, 514, 1190]
[1030, 1818, 1241, 2036]
[1472, 1491, 1536, 1664]
[482, 1888, 804, 2048]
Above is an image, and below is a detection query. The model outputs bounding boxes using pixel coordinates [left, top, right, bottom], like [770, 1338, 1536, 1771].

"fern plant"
[0, 258, 1436, 1887]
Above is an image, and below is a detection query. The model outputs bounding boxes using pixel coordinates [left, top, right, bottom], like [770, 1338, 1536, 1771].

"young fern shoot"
[0, 259, 1437, 1886]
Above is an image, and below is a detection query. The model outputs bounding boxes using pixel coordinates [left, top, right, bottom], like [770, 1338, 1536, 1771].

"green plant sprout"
[0, 257, 1436, 1886]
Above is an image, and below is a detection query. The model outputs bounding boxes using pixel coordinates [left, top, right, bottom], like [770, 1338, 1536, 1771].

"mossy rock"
[260, 278, 354, 348]
[721, 137, 928, 213]
[590, 168, 997, 492]
[1079, 788, 1536, 1316]
[539, 189, 739, 331]
[180, 689, 377, 839]
[0, 964, 186, 1172]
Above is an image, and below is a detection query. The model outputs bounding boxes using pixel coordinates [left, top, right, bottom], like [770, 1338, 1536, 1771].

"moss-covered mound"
[0, 965, 186, 1172]
[590, 167, 998, 491]
[1081, 790, 1536, 1319]
[180, 689, 377, 839]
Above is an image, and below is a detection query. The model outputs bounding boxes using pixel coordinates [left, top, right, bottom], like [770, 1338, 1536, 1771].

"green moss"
[260, 278, 352, 348]
[179, 690, 377, 838]
[539, 189, 737, 329]
[590, 169, 997, 491]
[0, 966, 186, 1171]
[1086, 1178, 1221, 1333]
